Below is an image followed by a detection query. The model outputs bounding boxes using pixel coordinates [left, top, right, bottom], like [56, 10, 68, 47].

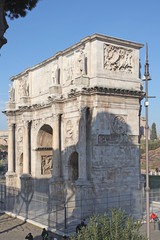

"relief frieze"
[41, 155, 52, 175]
[104, 44, 133, 73]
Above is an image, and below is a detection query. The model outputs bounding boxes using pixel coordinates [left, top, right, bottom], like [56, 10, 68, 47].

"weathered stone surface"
[4, 34, 144, 227]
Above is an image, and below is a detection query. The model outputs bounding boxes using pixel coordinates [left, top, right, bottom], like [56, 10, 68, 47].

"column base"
[5, 171, 17, 187]
[75, 178, 91, 186]
[49, 177, 64, 201]
[20, 174, 34, 194]
[20, 173, 32, 179]
[48, 176, 64, 184]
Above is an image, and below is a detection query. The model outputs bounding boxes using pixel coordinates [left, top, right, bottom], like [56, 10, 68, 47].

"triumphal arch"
[4, 34, 144, 230]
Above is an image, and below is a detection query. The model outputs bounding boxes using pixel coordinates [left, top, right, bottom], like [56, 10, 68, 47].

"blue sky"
[0, 0, 159, 133]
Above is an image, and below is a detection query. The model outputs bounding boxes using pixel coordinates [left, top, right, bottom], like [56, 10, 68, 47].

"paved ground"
[1, 212, 160, 240]
[140, 222, 160, 240]
[0, 213, 63, 240]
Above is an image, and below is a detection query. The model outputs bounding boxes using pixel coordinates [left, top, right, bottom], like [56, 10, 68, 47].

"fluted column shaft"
[8, 124, 14, 172]
[52, 115, 60, 178]
[23, 121, 29, 174]
[78, 108, 87, 181]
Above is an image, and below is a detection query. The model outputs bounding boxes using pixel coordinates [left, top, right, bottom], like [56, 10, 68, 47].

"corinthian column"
[77, 107, 87, 182]
[23, 121, 29, 174]
[52, 114, 61, 178]
[7, 123, 14, 172]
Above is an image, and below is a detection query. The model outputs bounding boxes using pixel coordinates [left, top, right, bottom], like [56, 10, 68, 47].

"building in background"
[0, 130, 8, 146]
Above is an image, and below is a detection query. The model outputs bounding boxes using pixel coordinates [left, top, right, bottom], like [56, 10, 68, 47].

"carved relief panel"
[64, 54, 75, 83]
[18, 78, 29, 97]
[17, 127, 23, 143]
[64, 118, 79, 146]
[104, 44, 133, 73]
[41, 155, 52, 175]
[111, 116, 127, 135]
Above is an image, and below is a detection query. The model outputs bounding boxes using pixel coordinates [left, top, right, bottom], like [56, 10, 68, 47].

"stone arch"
[36, 124, 53, 176]
[37, 124, 53, 148]
[69, 152, 78, 182]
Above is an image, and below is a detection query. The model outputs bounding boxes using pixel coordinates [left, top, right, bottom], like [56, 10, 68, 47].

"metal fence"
[1, 183, 160, 234]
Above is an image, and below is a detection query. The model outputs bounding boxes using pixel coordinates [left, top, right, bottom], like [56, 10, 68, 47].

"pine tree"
[0, 0, 39, 49]
[150, 122, 157, 141]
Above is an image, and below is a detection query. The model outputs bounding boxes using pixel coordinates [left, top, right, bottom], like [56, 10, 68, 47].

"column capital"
[53, 113, 63, 121]
[78, 106, 88, 116]
[7, 122, 15, 129]
[23, 120, 30, 127]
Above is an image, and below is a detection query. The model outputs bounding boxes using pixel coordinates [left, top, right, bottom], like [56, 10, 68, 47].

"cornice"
[68, 86, 145, 99]
[87, 33, 144, 49]
[4, 86, 145, 115]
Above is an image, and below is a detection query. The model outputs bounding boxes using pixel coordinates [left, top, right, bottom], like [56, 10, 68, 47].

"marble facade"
[4, 34, 144, 220]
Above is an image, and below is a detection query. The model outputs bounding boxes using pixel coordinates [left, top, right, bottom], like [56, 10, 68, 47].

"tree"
[71, 208, 146, 240]
[150, 122, 157, 141]
[0, 0, 39, 49]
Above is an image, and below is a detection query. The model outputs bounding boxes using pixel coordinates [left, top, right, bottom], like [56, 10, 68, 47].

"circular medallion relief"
[112, 116, 127, 135]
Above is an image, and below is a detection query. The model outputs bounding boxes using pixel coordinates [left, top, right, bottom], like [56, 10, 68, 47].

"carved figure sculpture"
[9, 84, 15, 102]
[77, 47, 85, 75]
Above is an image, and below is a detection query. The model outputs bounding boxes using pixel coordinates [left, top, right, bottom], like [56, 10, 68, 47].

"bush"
[70, 208, 146, 240]
[141, 140, 160, 155]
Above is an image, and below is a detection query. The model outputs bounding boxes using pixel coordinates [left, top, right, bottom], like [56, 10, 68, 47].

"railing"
[1, 183, 160, 234]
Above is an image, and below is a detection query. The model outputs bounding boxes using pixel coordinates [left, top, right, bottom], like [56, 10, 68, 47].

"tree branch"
[0, 0, 9, 49]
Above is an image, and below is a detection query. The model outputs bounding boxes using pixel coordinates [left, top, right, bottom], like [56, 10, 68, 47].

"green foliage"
[4, 0, 39, 19]
[70, 209, 146, 240]
[0, 145, 8, 151]
[141, 140, 160, 155]
[150, 122, 157, 141]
